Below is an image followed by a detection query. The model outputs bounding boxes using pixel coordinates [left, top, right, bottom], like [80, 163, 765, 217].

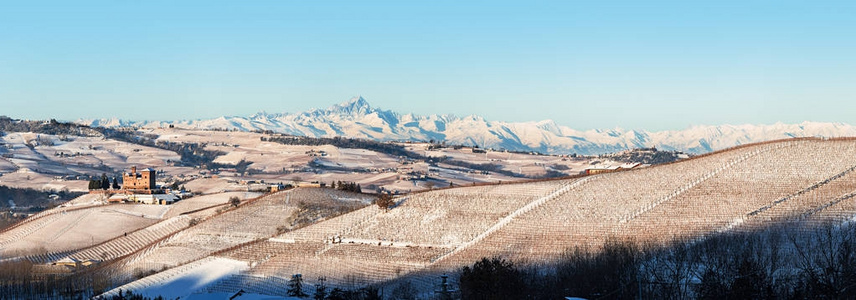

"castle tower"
[141, 168, 156, 190]
[122, 166, 157, 191]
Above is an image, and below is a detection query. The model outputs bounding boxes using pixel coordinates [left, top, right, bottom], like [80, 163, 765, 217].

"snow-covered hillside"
[76, 97, 856, 155]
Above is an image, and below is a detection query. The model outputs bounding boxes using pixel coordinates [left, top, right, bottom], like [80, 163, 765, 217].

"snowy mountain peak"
[73, 97, 856, 155]
[329, 96, 373, 115]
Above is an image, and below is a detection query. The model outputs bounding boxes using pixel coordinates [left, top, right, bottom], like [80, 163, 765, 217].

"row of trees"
[331, 181, 361, 193]
[266, 135, 535, 179]
[603, 147, 686, 165]
[264, 135, 414, 159]
[0, 116, 101, 137]
[0, 185, 80, 208]
[0, 116, 236, 172]
[0, 259, 116, 299]
[0, 116, 559, 179]
[96, 289, 170, 300]
[102, 129, 227, 169]
[458, 220, 856, 299]
[88, 174, 120, 190]
[288, 275, 382, 300]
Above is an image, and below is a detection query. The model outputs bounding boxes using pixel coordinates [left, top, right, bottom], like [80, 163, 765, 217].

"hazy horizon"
[55, 96, 854, 134]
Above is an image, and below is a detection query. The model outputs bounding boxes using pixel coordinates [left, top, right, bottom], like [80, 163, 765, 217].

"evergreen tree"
[287, 273, 308, 297]
[100, 174, 110, 190]
[112, 177, 120, 190]
[88, 180, 100, 190]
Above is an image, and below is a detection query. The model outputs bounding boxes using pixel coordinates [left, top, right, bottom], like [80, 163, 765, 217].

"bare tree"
[376, 193, 394, 210]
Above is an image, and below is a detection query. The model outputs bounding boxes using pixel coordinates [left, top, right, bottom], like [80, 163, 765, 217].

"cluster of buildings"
[583, 162, 642, 175]
[122, 166, 156, 192]
[106, 166, 180, 205]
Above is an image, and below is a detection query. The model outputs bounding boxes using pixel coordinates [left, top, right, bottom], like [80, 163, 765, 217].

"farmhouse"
[127, 194, 177, 205]
[54, 257, 99, 268]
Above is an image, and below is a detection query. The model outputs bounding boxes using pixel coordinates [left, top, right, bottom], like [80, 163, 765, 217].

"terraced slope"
[613, 140, 856, 243]
[0, 203, 163, 258]
[215, 139, 856, 292]
[115, 188, 372, 278]
[99, 138, 856, 297]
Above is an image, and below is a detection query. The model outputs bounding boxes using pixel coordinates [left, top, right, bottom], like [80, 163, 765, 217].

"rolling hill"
[3, 137, 855, 298]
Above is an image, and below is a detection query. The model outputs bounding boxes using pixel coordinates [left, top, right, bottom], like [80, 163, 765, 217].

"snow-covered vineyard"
[2, 137, 856, 298]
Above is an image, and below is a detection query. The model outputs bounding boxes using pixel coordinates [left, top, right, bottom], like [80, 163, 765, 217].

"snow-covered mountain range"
[76, 97, 856, 155]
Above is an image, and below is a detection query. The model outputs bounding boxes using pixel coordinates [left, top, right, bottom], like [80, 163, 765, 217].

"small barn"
[128, 194, 178, 205]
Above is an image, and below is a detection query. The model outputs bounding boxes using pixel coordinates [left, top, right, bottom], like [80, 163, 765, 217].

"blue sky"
[1, 1, 854, 131]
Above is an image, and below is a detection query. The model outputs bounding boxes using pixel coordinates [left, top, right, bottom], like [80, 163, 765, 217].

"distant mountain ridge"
[76, 97, 856, 155]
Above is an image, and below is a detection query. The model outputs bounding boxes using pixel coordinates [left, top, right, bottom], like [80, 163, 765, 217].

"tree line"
[88, 173, 121, 190]
[264, 135, 414, 158]
[10, 219, 856, 299]
[0, 117, 233, 171]
[99, 128, 228, 169]
[0, 185, 81, 209]
[602, 147, 686, 165]
[0, 117, 554, 179]
[266, 135, 534, 178]
[286, 274, 383, 300]
[331, 181, 362, 193]
[457, 220, 856, 299]
[0, 116, 102, 137]
[0, 259, 116, 299]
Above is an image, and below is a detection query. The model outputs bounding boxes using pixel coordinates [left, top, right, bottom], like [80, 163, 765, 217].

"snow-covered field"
[102, 257, 250, 299]
[182, 178, 256, 195]
[116, 188, 371, 279]
[1, 132, 179, 174]
[20, 127, 845, 298]
[192, 138, 856, 295]
[0, 169, 89, 192]
[163, 191, 262, 219]
[0, 132, 183, 192]
[0, 129, 631, 197]
[0, 203, 162, 257]
[139, 127, 626, 193]
[0, 191, 262, 261]
[6, 138, 856, 298]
